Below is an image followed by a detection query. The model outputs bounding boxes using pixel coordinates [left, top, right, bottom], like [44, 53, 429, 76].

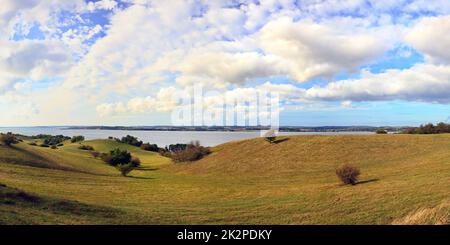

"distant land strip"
[64, 126, 409, 132]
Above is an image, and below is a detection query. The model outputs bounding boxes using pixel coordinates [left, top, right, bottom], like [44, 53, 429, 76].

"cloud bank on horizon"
[1, 0, 450, 126]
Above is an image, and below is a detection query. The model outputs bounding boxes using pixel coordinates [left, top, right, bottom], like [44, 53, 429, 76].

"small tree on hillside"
[71, 135, 85, 143]
[336, 164, 360, 185]
[0, 133, 18, 146]
[119, 135, 143, 147]
[116, 163, 135, 176]
[263, 129, 277, 143]
[100, 148, 137, 177]
[169, 141, 211, 163]
[130, 157, 141, 167]
[103, 148, 132, 166]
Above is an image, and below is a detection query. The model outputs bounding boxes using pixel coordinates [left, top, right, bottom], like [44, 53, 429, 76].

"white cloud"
[340, 100, 354, 108]
[63, 1, 403, 93]
[0, 40, 72, 77]
[4, 0, 450, 125]
[96, 82, 301, 117]
[406, 16, 450, 64]
[96, 86, 178, 116]
[87, 0, 118, 12]
[0, 39, 73, 93]
[152, 16, 400, 88]
[256, 17, 400, 82]
[174, 51, 283, 87]
[0, 0, 87, 37]
[404, 0, 450, 14]
[301, 64, 450, 103]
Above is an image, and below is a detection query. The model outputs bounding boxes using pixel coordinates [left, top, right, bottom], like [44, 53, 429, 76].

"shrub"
[119, 135, 143, 147]
[71, 136, 85, 143]
[100, 153, 112, 163]
[263, 129, 277, 143]
[141, 143, 160, 152]
[418, 123, 436, 134]
[401, 122, 450, 134]
[170, 141, 210, 163]
[28, 142, 37, 146]
[40, 143, 50, 148]
[102, 148, 132, 166]
[115, 163, 135, 177]
[90, 151, 100, 158]
[34, 135, 70, 146]
[402, 127, 418, 134]
[130, 157, 141, 167]
[376, 129, 388, 134]
[171, 148, 201, 162]
[159, 149, 172, 157]
[50, 145, 57, 149]
[336, 164, 361, 185]
[78, 145, 94, 151]
[435, 122, 450, 133]
[57, 143, 64, 147]
[168, 144, 188, 152]
[0, 133, 18, 146]
[265, 136, 276, 143]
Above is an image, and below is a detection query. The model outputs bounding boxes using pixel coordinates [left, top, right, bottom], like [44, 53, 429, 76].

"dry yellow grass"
[392, 200, 450, 225]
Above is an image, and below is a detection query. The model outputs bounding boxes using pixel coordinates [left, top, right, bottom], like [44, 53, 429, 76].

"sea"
[0, 127, 373, 147]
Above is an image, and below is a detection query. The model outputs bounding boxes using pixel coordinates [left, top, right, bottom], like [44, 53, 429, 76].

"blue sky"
[2, 0, 450, 126]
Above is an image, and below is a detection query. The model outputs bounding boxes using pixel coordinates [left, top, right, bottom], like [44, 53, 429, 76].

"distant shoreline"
[62, 126, 407, 133]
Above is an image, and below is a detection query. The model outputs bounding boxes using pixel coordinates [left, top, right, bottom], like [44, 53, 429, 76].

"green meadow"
[1, 134, 449, 224]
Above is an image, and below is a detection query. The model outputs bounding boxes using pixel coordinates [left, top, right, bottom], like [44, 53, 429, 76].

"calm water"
[0, 127, 373, 147]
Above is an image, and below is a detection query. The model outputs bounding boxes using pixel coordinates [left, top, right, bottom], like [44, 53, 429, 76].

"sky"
[2, 0, 450, 127]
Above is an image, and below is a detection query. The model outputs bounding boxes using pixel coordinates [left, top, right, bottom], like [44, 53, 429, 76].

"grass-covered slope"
[0, 135, 449, 224]
[0, 183, 123, 224]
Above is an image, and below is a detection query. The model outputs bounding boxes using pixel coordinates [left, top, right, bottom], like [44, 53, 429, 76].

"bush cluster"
[116, 135, 143, 147]
[0, 133, 18, 146]
[71, 136, 85, 143]
[140, 143, 160, 152]
[376, 129, 388, 134]
[168, 141, 210, 163]
[336, 164, 360, 185]
[263, 129, 277, 143]
[402, 122, 450, 134]
[115, 163, 135, 176]
[114, 135, 163, 153]
[78, 145, 94, 151]
[99, 148, 140, 177]
[101, 148, 132, 166]
[31, 134, 70, 146]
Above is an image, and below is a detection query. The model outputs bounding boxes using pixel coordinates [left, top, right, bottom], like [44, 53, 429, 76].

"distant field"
[1, 134, 449, 224]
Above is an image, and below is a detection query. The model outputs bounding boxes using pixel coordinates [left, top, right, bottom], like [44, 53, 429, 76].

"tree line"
[402, 122, 450, 134]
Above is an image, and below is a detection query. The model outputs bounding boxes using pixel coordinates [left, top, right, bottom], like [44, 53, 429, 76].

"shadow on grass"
[273, 138, 290, 144]
[136, 167, 159, 171]
[127, 175, 154, 180]
[4, 145, 80, 173]
[4, 145, 110, 176]
[0, 184, 121, 218]
[356, 178, 379, 185]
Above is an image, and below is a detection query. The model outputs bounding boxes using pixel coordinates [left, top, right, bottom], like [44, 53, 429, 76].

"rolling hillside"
[0, 135, 449, 224]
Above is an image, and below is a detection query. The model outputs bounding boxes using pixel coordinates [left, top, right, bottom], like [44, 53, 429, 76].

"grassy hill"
[0, 135, 449, 224]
